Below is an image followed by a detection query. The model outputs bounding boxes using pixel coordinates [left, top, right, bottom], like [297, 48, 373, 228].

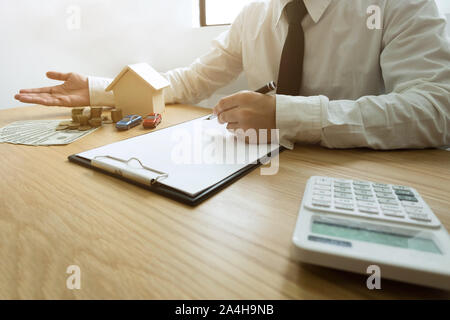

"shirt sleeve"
[88, 76, 115, 107]
[162, 6, 246, 105]
[277, 0, 450, 150]
[276, 95, 327, 149]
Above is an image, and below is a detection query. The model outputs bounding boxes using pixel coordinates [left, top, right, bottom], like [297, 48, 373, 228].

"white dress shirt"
[89, 0, 450, 150]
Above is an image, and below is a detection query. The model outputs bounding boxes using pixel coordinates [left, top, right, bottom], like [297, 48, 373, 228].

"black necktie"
[276, 0, 308, 96]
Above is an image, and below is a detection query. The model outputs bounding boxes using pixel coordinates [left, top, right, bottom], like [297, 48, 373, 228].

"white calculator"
[292, 176, 450, 290]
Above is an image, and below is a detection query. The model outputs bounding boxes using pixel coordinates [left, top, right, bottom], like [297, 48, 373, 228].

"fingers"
[226, 123, 240, 130]
[19, 86, 55, 94]
[15, 94, 55, 105]
[46, 71, 71, 81]
[218, 108, 240, 125]
[18, 71, 69, 94]
[14, 93, 68, 107]
[214, 91, 252, 116]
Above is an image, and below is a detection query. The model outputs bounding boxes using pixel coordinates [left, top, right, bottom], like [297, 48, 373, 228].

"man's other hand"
[213, 91, 276, 133]
[14, 72, 89, 107]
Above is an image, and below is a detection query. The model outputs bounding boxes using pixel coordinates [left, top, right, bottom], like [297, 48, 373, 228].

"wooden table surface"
[0, 105, 449, 299]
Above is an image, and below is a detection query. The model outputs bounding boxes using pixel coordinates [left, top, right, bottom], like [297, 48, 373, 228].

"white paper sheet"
[77, 116, 279, 196]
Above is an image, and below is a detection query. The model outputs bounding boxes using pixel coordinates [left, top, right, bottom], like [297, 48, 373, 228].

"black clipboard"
[69, 153, 282, 206]
[68, 117, 283, 206]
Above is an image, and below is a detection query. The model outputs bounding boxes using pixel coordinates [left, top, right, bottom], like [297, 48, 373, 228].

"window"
[199, 0, 251, 26]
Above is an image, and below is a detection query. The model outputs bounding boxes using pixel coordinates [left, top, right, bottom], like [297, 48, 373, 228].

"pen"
[254, 81, 277, 94]
[207, 81, 277, 120]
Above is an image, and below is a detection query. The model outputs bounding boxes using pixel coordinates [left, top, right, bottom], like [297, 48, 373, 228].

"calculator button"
[316, 178, 332, 186]
[405, 207, 425, 215]
[354, 190, 373, 196]
[374, 187, 392, 193]
[314, 185, 331, 191]
[393, 185, 412, 191]
[373, 183, 389, 188]
[359, 206, 379, 214]
[334, 186, 352, 194]
[377, 195, 397, 201]
[312, 200, 331, 208]
[313, 196, 332, 202]
[335, 179, 352, 183]
[313, 190, 332, 197]
[335, 203, 354, 211]
[382, 206, 403, 213]
[334, 198, 354, 205]
[376, 192, 396, 199]
[401, 201, 423, 209]
[358, 201, 378, 208]
[334, 182, 352, 188]
[383, 210, 405, 218]
[397, 195, 418, 202]
[353, 180, 370, 186]
[380, 204, 402, 211]
[356, 195, 376, 202]
[409, 213, 432, 222]
[378, 198, 399, 205]
[394, 189, 415, 197]
[353, 185, 371, 191]
[334, 192, 353, 199]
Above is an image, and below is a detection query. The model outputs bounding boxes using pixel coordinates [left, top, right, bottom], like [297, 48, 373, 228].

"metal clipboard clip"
[92, 155, 168, 185]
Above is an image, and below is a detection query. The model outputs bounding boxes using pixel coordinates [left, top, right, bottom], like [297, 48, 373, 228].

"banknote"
[0, 120, 97, 146]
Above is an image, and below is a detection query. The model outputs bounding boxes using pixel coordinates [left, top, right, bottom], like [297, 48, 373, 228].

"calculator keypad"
[307, 177, 440, 228]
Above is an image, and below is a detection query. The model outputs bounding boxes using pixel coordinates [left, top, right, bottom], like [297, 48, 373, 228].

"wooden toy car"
[116, 115, 142, 131]
[143, 113, 162, 129]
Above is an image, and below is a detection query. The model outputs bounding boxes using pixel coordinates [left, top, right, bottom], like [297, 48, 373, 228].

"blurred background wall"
[0, 0, 247, 109]
[0, 0, 449, 110]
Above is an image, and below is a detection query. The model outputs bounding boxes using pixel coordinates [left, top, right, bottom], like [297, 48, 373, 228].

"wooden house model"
[106, 63, 170, 116]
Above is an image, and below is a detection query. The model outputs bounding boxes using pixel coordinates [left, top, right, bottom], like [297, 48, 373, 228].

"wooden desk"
[0, 105, 449, 299]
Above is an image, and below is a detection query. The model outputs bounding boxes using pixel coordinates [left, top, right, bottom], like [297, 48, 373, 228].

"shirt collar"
[273, 0, 332, 25]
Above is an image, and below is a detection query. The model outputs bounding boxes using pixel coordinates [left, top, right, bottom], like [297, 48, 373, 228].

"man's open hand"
[14, 72, 89, 107]
[213, 91, 276, 132]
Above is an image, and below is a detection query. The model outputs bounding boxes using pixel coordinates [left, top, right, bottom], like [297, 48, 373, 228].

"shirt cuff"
[161, 72, 175, 104]
[88, 76, 115, 107]
[276, 95, 327, 149]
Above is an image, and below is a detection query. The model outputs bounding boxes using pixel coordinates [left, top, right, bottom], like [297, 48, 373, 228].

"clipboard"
[69, 116, 282, 206]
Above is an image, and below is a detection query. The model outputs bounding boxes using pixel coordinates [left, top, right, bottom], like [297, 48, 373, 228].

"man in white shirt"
[15, 0, 450, 150]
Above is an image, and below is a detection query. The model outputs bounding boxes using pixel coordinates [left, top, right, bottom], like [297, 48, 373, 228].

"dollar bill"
[0, 120, 97, 146]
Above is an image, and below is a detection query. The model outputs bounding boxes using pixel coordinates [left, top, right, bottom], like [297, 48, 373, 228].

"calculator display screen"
[312, 220, 441, 254]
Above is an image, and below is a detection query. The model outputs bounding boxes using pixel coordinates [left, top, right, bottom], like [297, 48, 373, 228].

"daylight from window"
[205, 0, 251, 25]
[204, 0, 449, 26]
